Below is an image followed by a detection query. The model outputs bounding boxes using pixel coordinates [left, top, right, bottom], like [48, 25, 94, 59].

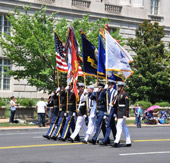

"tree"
[0, 6, 123, 93]
[126, 20, 170, 103]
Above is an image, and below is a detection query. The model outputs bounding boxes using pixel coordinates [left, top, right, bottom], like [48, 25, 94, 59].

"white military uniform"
[84, 92, 96, 142]
[70, 90, 87, 140]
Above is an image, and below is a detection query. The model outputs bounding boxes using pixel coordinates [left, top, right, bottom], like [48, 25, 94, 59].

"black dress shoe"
[75, 138, 80, 142]
[51, 136, 57, 141]
[99, 142, 107, 146]
[112, 143, 119, 148]
[82, 140, 87, 144]
[68, 138, 74, 143]
[89, 139, 96, 145]
[124, 144, 132, 147]
[43, 135, 50, 140]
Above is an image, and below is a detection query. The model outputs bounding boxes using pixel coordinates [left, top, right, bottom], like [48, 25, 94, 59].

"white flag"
[105, 31, 134, 79]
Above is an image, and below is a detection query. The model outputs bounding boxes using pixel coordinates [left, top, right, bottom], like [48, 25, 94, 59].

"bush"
[19, 98, 35, 107]
[134, 101, 152, 109]
[0, 98, 6, 107]
[154, 102, 170, 107]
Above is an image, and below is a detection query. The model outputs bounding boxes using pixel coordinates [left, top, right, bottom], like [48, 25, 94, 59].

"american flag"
[54, 32, 84, 76]
[55, 32, 68, 73]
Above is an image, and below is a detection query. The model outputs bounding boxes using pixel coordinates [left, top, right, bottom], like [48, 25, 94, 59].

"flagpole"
[106, 71, 109, 115]
[84, 74, 89, 116]
[57, 68, 60, 109]
[96, 73, 98, 111]
[66, 89, 68, 114]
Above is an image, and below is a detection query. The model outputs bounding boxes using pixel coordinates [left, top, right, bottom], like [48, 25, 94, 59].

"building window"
[0, 59, 11, 90]
[150, 0, 159, 15]
[0, 15, 11, 35]
[133, 0, 144, 7]
[120, 0, 131, 5]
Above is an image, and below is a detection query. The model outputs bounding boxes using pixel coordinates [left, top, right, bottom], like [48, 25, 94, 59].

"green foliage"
[135, 100, 152, 109]
[154, 102, 170, 107]
[0, 5, 124, 90]
[127, 20, 170, 103]
[0, 6, 57, 93]
[0, 98, 6, 106]
[19, 98, 35, 107]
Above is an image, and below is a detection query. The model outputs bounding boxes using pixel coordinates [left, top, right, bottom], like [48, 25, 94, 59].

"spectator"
[134, 104, 139, 124]
[9, 96, 17, 124]
[136, 105, 143, 128]
[36, 97, 47, 127]
[148, 110, 160, 125]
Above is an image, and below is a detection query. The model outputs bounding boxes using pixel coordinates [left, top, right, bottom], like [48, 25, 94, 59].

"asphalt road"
[0, 126, 170, 163]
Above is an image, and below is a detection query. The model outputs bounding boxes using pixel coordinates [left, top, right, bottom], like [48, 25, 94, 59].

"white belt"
[119, 104, 125, 107]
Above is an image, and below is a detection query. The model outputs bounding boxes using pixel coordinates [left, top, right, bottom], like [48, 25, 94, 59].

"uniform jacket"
[117, 91, 129, 118]
[88, 92, 96, 117]
[68, 90, 76, 115]
[59, 91, 67, 117]
[77, 91, 87, 116]
[97, 89, 107, 112]
[50, 94, 59, 116]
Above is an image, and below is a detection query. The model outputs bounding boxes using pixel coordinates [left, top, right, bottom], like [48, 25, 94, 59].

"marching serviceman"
[100, 80, 117, 146]
[51, 86, 67, 140]
[59, 84, 79, 141]
[43, 88, 60, 139]
[89, 83, 107, 145]
[112, 82, 131, 147]
[68, 83, 87, 142]
[82, 85, 96, 144]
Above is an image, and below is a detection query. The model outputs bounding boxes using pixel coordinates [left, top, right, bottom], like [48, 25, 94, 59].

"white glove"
[94, 88, 99, 92]
[56, 87, 60, 92]
[65, 86, 69, 91]
[64, 113, 67, 117]
[84, 115, 87, 118]
[123, 116, 127, 119]
[73, 112, 76, 116]
[104, 84, 108, 89]
[84, 89, 87, 94]
[103, 115, 107, 119]
[113, 114, 117, 117]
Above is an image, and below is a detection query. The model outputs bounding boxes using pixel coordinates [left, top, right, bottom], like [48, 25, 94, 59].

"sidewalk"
[0, 118, 170, 131]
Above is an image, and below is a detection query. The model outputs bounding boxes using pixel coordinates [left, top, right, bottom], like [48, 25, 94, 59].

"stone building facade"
[0, 0, 170, 98]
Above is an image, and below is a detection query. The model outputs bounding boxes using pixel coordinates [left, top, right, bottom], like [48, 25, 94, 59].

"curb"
[0, 125, 170, 132]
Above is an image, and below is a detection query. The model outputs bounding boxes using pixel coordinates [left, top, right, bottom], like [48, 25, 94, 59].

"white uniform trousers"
[114, 118, 131, 144]
[70, 116, 87, 140]
[84, 116, 96, 141]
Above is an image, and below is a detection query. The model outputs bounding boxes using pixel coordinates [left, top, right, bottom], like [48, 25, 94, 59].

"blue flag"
[97, 33, 105, 76]
[81, 31, 97, 76]
[97, 30, 123, 82]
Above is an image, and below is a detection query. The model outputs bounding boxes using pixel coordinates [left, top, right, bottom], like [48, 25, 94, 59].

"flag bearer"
[100, 80, 117, 146]
[51, 86, 67, 140]
[43, 88, 60, 139]
[112, 82, 131, 147]
[89, 83, 107, 145]
[59, 84, 79, 141]
[82, 85, 96, 144]
[68, 83, 87, 142]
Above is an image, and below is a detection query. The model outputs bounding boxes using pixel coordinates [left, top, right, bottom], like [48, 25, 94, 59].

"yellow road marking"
[0, 143, 83, 149]
[132, 139, 170, 142]
[0, 139, 170, 150]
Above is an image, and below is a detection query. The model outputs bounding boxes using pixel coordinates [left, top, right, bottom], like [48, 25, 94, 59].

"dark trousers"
[137, 115, 141, 127]
[9, 110, 16, 123]
[92, 110, 106, 141]
[46, 115, 58, 136]
[38, 113, 46, 127]
[53, 116, 65, 138]
[102, 108, 117, 144]
[61, 114, 79, 140]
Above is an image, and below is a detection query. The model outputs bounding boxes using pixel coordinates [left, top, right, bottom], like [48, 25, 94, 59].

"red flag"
[71, 30, 79, 101]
